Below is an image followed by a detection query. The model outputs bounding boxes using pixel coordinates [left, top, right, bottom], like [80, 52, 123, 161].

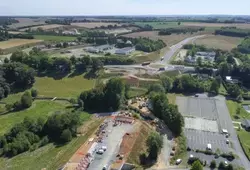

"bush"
[31, 89, 38, 98]
[210, 160, 216, 169]
[21, 91, 33, 108]
[60, 129, 72, 143]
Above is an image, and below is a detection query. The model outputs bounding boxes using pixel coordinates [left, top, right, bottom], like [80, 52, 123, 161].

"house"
[196, 51, 216, 62]
[241, 119, 250, 130]
[185, 55, 196, 64]
[115, 47, 135, 55]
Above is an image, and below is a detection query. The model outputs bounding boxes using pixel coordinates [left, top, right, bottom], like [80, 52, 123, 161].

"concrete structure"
[86, 44, 114, 53]
[115, 47, 135, 55]
[241, 119, 250, 130]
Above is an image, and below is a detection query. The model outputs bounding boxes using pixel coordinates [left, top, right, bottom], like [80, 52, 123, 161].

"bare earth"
[0, 39, 43, 49]
[194, 35, 243, 51]
[182, 22, 250, 29]
[71, 22, 122, 28]
[123, 31, 204, 46]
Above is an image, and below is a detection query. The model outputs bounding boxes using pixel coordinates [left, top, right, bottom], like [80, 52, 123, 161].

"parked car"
[97, 149, 104, 154]
[176, 159, 182, 165]
[101, 146, 107, 151]
[226, 139, 230, 144]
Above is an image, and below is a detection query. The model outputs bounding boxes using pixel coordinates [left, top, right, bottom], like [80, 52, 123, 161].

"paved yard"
[88, 119, 135, 170]
[185, 129, 230, 152]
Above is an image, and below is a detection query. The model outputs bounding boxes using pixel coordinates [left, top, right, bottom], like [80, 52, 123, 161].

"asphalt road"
[104, 35, 207, 74]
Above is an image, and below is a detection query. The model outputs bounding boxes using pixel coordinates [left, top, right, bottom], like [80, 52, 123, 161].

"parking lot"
[185, 129, 230, 152]
[88, 118, 135, 170]
[176, 96, 218, 120]
[175, 95, 244, 168]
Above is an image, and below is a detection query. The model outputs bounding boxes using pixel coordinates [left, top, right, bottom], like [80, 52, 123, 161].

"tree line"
[134, 38, 166, 52]
[0, 61, 36, 100]
[45, 19, 71, 25]
[0, 111, 81, 157]
[237, 37, 250, 54]
[78, 78, 126, 112]
[215, 28, 250, 37]
[158, 27, 205, 35]
[8, 49, 135, 77]
[0, 29, 34, 41]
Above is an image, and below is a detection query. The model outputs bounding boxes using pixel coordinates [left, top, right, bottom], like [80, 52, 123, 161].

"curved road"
[105, 34, 207, 74]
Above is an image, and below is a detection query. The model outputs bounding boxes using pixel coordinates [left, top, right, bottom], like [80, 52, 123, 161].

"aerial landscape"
[1, 0, 250, 170]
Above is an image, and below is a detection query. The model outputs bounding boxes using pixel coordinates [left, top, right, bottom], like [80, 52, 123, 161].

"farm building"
[115, 47, 135, 55]
[86, 44, 114, 53]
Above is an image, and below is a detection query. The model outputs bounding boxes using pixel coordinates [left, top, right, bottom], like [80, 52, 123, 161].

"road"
[215, 96, 250, 169]
[105, 35, 207, 74]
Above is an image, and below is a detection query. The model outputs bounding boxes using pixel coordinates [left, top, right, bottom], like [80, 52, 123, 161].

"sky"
[0, 0, 250, 16]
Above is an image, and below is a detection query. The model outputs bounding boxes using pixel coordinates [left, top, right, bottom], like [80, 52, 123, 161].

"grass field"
[19, 24, 64, 31]
[194, 35, 243, 51]
[0, 39, 43, 50]
[226, 100, 250, 121]
[123, 31, 203, 46]
[237, 130, 250, 160]
[0, 115, 102, 170]
[127, 122, 152, 166]
[34, 74, 96, 97]
[133, 46, 169, 63]
[34, 35, 77, 42]
[71, 22, 122, 28]
[0, 101, 67, 135]
[127, 87, 147, 98]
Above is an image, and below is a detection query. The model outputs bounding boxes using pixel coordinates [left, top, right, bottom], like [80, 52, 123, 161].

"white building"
[115, 47, 135, 55]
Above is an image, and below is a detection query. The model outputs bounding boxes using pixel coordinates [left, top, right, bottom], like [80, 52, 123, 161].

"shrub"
[21, 91, 33, 108]
[31, 89, 38, 98]
[210, 160, 216, 169]
[60, 129, 72, 143]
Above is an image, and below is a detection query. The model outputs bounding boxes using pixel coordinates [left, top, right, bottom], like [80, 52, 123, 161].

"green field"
[237, 130, 250, 160]
[34, 35, 77, 42]
[34, 74, 96, 97]
[127, 87, 147, 98]
[0, 116, 101, 170]
[0, 101, 68, 135]
[226, 100, 250, 121]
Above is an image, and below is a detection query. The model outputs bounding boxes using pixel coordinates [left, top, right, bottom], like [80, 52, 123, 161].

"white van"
[207, 143, 212, 150]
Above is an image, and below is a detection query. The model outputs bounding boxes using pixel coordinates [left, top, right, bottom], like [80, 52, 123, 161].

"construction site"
[62, 112, 142, 170]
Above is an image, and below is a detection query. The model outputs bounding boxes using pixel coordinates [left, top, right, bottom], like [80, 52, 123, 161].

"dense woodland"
[237, 37, 250, 54]
[215, 28, 250, 37]
[78, 78, 126, 112]
[158, 27, 205, 35]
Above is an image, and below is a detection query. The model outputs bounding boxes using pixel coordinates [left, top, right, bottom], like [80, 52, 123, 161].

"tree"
[210, 79, 220, 94]
[196, 57, 202, 66]
[227, 84, 241, 98]
[190, 160, 203, 170]
[10, 50, 28, 62]
[227, 55, 235, 64]
[146, 132, 163, 160]
[236, 106, 241, 115]
[70, 55, 77, 65]
[31, 89, 38, 98]
[218, 161, 225, 169]
[148, 83, 165, 93]
[63, 42, 68, 48]
[4, 58, 9, 63]
[5, 103, 13, 111]
[160, 76, 173, 92]
[227, 164, 233, 170]
[219, 62, 232, 77]
[60, 129, 72, 143]
[210, 160, 216, 169]
[178, 22, 181, 25]
[21, 91, 33, 108]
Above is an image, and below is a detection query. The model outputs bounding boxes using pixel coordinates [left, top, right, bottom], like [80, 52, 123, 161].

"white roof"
[226, 76, 232, 81]
[207, 143, 212, 148]
[222, 129, 228, 133]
